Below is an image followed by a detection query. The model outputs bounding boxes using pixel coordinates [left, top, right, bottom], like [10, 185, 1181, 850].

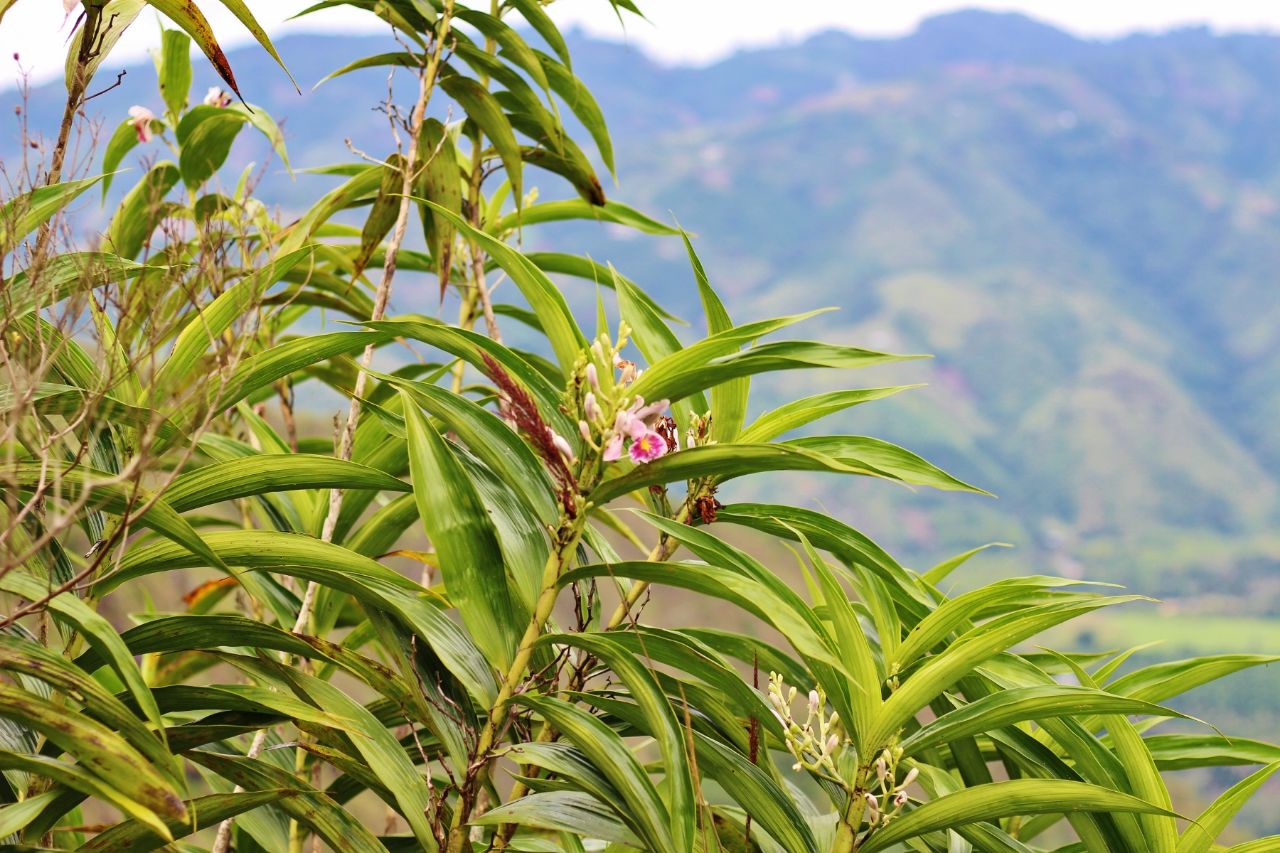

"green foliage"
[0, 3, 1277, 852]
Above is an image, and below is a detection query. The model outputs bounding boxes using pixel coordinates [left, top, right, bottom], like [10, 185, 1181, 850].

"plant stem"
[443, 517, 589, 853]
[31, 6, 100, 268]
[491, 496, 700, 850]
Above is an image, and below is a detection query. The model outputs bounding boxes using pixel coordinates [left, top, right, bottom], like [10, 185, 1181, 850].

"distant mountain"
[8, 9, 1280, 611]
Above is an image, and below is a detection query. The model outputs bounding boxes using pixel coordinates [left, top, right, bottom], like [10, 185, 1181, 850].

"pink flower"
[578, 420, 592, 442]
[583, 392, 599, 421]
[585, 363, 599, 391]
[127, 106, 155, 143]
[602, 433, 624, 462]
[203, 86, 232, 108]
[628, 430, 668, 463]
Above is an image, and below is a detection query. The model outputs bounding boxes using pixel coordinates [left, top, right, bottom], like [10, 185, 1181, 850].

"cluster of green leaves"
[1, 1, 1278, 852]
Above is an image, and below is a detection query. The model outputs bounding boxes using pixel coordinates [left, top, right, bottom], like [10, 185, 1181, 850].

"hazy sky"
[5, 0, 1280, 91]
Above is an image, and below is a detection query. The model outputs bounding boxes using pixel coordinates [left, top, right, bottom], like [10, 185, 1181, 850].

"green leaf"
[97, 529, 499, 706]
[0, 174, 104, 255]
[899, 685, 1185, 757]
[614, 266, 708, 427]
[215, 656, 439, 851]
[784, 434, 988, 493]
[175, 104, 248, 186]
[439, 69, 522, 199]
[860, 780, 1178, 853]
[1145, 734, 1280, 770]
[101, 120, 141, 198]
[419, 202, 587, 373]
[382, 372, 556, 522]
[538, 633, 695, 852]
[0, 684, 185, 836]
[144, 0, 246, 99]
[79, 789, 292, 853]
[691, 733, 819, 853]
[523, 252, 683, 322]
[793, 529, 882, 751]
[206, 0, 298, 92]
[0, 635, 180, 788]
[403, 391, 518, 671]
[416, 118, 462, 291]
[512, 694, 676, 852]
[590, 442, 867, 505]
[156, 27, 192, 119]
[454, 8, 549, 91]
[509, 0, 571, 69]
[494, 198, 679, 235]
[866, 595, 1142, 748]
[1106, 654, 1280, 704]
[163, 453, 408, 512]
[66, 1, 147, 93]
[535, 50, 614, 176]
[0, 789, 61, 839]
[683, 232, 749, 443]
[1, 563, 193, 739]
[739, 386, 919, 444]
[106, 161, 180, 258]
[353, 153, 404, 277]
[923, 542, 1013, 586]
[186, 751, 388, 853]
[474, 791, 638, 847]
[1177, 762, 1280, 853]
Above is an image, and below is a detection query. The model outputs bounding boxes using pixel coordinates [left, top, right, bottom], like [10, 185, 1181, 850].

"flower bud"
[551, 432, 575, 461]
[900, 767, 919, 789]
[585, 362, 600, 391]
[875, 757, 887, 783]
[578, 420, 592, 442]
[807, 689, 820, 717]
[584, 392, 600, 421]
[824, 733, 839, 753]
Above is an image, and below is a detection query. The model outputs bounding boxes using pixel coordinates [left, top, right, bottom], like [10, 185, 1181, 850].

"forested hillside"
[9, 9, 1280, 608]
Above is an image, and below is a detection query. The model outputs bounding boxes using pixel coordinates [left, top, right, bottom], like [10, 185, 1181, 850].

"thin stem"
[32, 7, 100, 267]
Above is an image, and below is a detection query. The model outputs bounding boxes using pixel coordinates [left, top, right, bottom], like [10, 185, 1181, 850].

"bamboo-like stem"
[442, 515, 589, 853]
[490, 494, 703, 850]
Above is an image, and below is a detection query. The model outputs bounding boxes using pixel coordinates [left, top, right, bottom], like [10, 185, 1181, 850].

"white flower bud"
[900, 767, 919, 789]
[551, 432, 575, 461]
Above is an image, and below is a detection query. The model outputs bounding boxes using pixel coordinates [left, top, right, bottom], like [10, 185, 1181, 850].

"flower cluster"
[573, 327, 672, 466]
[767, 674, 845, 782]
[863, 747, 919, 827]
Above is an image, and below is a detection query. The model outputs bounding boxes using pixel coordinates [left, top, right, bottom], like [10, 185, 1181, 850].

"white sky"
[4, 0, 1280, 91]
